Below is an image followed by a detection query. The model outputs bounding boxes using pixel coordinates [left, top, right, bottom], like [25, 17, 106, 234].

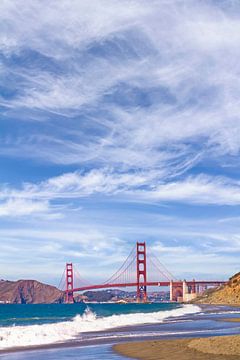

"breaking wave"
[0, 304, 200, 349]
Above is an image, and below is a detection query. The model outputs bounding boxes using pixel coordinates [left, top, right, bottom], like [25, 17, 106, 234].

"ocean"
[0, 303, 239, 359]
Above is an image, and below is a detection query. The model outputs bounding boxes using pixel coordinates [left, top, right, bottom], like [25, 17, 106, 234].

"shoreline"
[0, 304, 239, 356]
[1, 334, 240, 359]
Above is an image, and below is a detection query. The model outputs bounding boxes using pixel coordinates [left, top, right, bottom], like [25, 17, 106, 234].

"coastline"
[0, 304, 239, 358]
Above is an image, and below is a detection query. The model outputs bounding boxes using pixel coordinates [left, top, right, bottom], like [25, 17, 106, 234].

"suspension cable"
[103, 244, 136, 284]
[57, 268, 66, 290]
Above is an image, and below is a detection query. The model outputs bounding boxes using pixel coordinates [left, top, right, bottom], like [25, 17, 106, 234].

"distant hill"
[82, 290, 121, 302]
[194, 272, 240, 306]
[73, 289, 127, 302]
[0, 280, 64, 304]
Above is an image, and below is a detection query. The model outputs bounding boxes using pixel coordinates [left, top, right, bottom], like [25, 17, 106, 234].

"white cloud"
[0, 170, 240, 220]
[0, 0, 150, 55]
[0, 0, 150, 110]
[1, 0, 240, 171]
[0, 168, 159, 202]
[0, 198, 50, 217]
[138, 174, 240, 205]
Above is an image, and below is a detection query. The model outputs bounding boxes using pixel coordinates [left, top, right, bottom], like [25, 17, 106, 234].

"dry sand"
[114, 335, 240, 360]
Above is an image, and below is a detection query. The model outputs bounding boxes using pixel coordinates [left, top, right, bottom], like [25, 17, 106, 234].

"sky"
[0, 0, 240, 286]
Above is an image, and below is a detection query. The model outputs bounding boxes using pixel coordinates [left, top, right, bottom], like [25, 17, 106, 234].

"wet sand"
[220, 318, 240, 323]
[114, 335, 240, 360]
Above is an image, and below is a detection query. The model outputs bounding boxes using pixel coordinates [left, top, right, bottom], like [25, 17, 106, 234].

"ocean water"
[0, 303, 199, 349]
[0, 302, 182, 327]
[0, 303, 239, 359]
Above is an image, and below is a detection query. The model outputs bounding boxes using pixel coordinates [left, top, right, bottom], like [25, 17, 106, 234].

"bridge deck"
[66, 280, 226, 293]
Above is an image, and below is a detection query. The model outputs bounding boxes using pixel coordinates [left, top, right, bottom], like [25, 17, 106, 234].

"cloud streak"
[1, 170, 240, 219]
[1, 0, 240, 173]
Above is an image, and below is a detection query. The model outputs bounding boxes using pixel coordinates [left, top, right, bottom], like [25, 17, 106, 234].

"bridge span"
[59, 242, 226, 303]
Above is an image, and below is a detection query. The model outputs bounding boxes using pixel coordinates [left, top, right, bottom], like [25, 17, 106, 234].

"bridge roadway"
[67, 280, 226, 293]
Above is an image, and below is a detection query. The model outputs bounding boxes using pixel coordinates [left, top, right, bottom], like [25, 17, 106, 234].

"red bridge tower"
[66, 263, 74, 303]
[136, 242, 147, 303]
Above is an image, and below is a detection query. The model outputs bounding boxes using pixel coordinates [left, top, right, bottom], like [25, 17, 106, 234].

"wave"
[0, 304, 200, 350]
[84, 327, 231, 342]
[198, 310, 240, 316]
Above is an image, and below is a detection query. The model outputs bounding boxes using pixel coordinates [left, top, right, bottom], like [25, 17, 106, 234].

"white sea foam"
[0, 304, 200, 350]
[198, 310, 240, 316]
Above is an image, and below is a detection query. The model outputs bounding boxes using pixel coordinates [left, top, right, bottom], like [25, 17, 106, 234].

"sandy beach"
[114, 335, 240, 360]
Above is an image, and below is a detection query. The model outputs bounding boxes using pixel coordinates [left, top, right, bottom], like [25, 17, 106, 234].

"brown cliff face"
[0, 280, 64, 304]
[194, 272, 240, 306]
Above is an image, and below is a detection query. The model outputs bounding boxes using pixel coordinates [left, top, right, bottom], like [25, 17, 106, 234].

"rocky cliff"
[0, 279, 64, 304]
[194, 272, 240, 306]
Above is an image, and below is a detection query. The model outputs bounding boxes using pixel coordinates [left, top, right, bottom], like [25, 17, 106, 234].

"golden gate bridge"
[59, 242, 226, 303]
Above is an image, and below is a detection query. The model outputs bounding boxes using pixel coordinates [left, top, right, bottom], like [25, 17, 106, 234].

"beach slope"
[114, 335, 240, 360]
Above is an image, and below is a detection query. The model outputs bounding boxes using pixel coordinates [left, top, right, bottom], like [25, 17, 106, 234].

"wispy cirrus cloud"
[0, 198, 50, 217]
[1, 0, 240, 172]
[138, 174, 240, 206]
[1, 170, 240, 220]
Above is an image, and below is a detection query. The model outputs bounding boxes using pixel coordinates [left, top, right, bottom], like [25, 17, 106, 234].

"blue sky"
[0, 0, 240, 286]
